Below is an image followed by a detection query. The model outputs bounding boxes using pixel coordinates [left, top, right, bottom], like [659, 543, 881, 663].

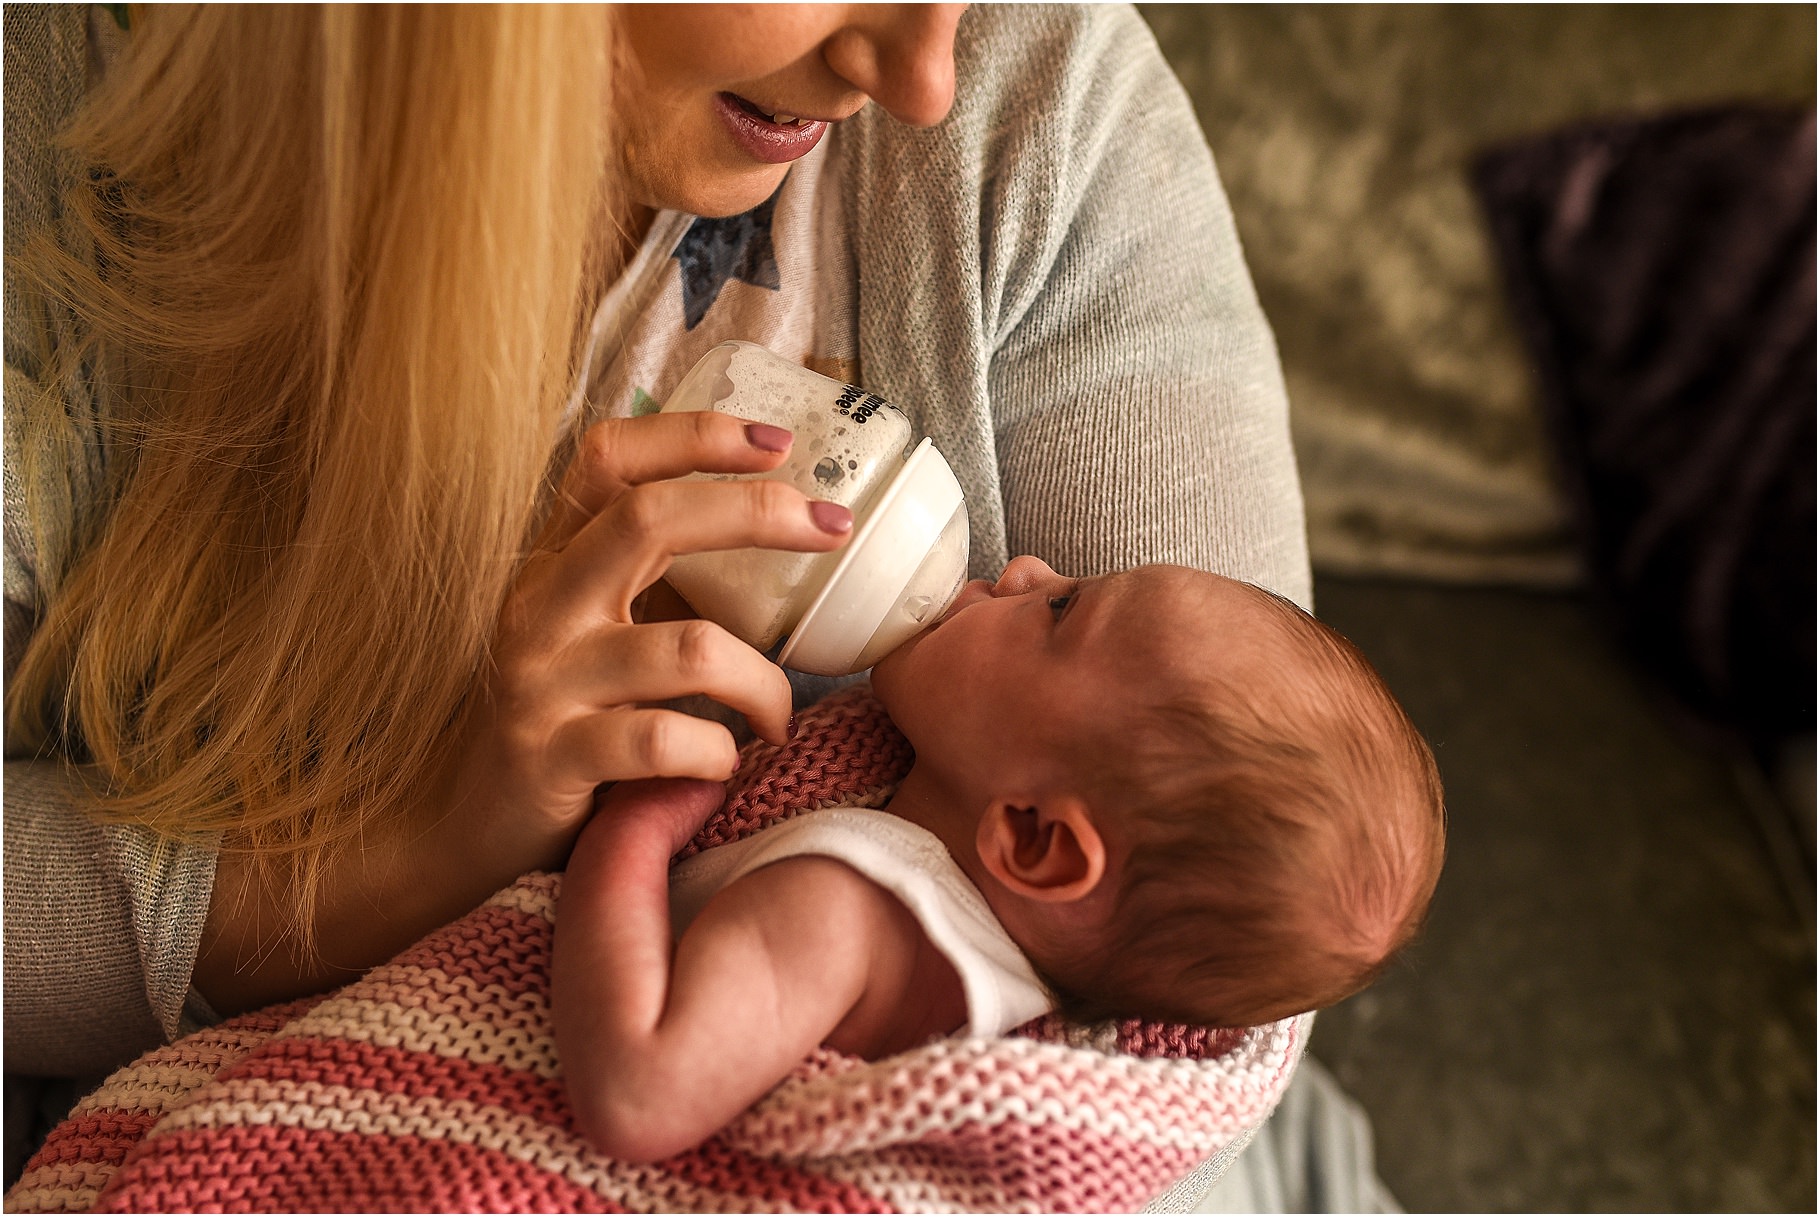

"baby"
[551, 556, 1445, 1163]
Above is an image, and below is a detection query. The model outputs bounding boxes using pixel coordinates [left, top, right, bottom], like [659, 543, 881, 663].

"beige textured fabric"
[847, 5, 1309, 607]
[3, 3, 221, 1078]
[3, 3, 1309, 1081]
[1141, 4, 1815, 587]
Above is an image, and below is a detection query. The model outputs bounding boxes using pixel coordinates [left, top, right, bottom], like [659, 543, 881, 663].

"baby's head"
[872, 557, 1444, 1028]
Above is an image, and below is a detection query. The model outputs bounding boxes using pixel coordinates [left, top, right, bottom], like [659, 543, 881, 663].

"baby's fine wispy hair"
[1051, 584, 1445, 1029]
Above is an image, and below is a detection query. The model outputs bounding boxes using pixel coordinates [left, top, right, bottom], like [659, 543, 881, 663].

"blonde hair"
[7, 4, 616, 937]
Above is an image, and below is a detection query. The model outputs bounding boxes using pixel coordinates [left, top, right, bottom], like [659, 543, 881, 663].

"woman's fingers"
[540, 412, 798, 551]
[556, 706, 744, 785]
[545, 477, 852, 621]
[571, 618, 797, 746]
[460, 410, 844, 848]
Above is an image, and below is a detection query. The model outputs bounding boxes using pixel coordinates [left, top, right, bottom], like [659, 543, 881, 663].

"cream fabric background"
[1141, 4, 1816, 586]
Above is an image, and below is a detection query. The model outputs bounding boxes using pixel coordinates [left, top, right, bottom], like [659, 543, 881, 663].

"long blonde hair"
[7, 4, 615, 933]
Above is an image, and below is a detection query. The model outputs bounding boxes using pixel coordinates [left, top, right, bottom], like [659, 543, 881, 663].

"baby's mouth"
[930, 579, 993, 628]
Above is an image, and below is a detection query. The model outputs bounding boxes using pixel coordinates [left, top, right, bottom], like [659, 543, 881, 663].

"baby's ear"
[975, 798, 1106, 904]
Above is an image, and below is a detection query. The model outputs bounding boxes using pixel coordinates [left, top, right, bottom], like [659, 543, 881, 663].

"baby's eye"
[1048, 594, 1074, 621]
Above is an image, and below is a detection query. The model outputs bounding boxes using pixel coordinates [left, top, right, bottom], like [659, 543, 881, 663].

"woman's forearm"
[192, 784, 545, 1014]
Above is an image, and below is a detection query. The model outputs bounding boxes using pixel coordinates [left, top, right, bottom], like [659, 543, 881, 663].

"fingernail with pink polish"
[787, 715, 799, 741]
[745, 422, 792, 453]
[809, 501, 853, 534]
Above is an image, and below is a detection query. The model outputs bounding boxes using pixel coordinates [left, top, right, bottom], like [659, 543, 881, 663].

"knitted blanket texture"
[6, 687, 1306, 1213]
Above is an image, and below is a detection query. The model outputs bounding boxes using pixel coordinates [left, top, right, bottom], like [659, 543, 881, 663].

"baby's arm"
[551, 780, 921, 1163]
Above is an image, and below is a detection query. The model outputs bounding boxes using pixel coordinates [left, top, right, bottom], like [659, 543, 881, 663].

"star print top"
[567, 137, 859, 429]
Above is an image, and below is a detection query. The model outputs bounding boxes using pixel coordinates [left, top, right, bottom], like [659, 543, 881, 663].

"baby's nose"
[992, 555, 1062, 597]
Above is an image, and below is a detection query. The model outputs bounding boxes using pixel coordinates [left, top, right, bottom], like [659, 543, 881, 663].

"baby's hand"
[594, 777, 725, 856]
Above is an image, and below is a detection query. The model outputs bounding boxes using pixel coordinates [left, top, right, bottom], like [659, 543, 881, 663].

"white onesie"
[667, 808, 1054, 1038]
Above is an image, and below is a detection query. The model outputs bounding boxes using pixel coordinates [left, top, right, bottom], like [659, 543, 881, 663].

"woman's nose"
[823, 4, 964, 128]
[991, 555, 1061, 598]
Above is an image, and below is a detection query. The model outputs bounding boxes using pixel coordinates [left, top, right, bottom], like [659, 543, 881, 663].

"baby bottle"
[659, 341, 970, 677]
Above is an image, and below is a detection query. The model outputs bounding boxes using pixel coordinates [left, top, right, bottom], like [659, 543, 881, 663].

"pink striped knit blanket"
[7, 686, 1308, 1213]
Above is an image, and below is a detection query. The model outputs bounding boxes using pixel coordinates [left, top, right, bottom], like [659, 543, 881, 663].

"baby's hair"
[1050, 584, 1444, 1029]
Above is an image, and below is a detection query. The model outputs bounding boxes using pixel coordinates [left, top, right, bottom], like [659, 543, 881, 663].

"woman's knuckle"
[673, 619, 720, 676]
[637, 714, 677, 769]
[491, 666, 530, 708]
[689, 409, 730, 445]
[616, 484, 665, 540]
[747, 479, 797, 525]
[498, 714, 548, 763]
[577, 421, 619, 474]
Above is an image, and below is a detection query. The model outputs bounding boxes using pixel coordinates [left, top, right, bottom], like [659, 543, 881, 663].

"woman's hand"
[198, 411, 850, 1013]
[438, 410, 851, 880]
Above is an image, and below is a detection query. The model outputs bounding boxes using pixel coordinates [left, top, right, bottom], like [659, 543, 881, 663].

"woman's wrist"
[193, 771, 557, 1015]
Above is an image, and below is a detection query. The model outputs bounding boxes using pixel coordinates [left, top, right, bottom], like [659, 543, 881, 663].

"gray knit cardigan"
[4, 4, 1309, 1077]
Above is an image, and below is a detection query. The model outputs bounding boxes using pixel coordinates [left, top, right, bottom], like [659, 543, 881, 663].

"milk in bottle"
[658, 342, 969, 677]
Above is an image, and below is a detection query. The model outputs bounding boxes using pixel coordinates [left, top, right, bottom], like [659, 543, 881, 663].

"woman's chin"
[653, 163, 790, 220]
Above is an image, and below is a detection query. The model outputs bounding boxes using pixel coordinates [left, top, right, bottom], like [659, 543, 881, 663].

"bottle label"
[834, 384, 898, 426]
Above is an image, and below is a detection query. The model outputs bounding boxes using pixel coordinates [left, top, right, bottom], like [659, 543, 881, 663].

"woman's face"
[613, 4, 966, 219]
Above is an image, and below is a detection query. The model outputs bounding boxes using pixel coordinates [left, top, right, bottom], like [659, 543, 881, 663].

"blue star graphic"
[671, 189, 782, 330]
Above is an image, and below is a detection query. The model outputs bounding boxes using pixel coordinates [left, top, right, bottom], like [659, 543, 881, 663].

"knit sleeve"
[848, 4, 1312, 611]
[3, 4, 221, 1078]
[983, 5, 1312, 608]
[3, 764, 221, 1075]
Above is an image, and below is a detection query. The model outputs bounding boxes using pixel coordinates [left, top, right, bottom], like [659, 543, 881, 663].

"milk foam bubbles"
[659, 342, 969, 677]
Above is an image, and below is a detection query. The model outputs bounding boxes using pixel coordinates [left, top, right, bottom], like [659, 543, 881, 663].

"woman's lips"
[713, 93, 830, 165]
